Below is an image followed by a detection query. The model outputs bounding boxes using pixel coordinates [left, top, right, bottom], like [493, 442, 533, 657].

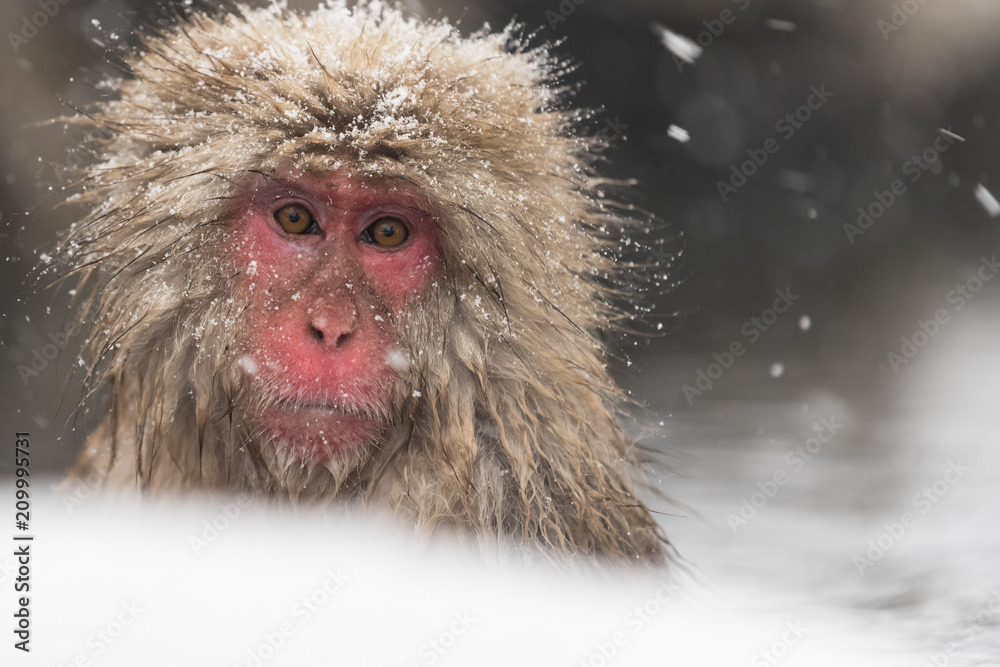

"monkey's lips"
[252, 400, 382, 462]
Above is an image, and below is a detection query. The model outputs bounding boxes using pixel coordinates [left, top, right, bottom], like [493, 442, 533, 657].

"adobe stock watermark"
[8, 0, 74, 54]
[682, 288, 799, 405]
[843, 128, 960, 244]
[750, 621, 808, 667]
[56, 601, 143, 667]
[235, 568, 350, 667]
[405, 610, 475, 667]
[887, 254, 1000, 372]
[853, 460, 969, 576]
[716, 85, 833, 201]
[726, 417, 843, 534]
[921, 589, 1000, 667]
[188, 493, 254, 556]
[57, 466, 108, 514]
[877, 0, 932, 40]
[15, 295, 103, 387]
[577, 579, 682, 667]
[16, 317, 83, 386]
[545, 0, 587, 29]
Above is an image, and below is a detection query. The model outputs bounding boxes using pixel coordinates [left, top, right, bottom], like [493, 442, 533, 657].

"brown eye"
[364, 217, 409, 248]
[274, 204, 315, 234]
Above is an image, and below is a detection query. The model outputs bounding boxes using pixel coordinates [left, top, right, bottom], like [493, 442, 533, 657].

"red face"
[229, 171, 439, 462]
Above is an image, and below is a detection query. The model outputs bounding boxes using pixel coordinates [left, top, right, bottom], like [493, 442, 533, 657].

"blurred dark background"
[4, 0, 1000, 473]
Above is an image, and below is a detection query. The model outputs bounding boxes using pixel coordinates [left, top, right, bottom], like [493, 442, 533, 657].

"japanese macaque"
[54, 1, 667, 565]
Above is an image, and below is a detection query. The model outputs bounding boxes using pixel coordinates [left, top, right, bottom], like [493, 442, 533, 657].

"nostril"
[308, 319, 353, 349]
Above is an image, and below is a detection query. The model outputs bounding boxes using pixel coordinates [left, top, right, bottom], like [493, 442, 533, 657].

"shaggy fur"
[56, 0, 668, 566]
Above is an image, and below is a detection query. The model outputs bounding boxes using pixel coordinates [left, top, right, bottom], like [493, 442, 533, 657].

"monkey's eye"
[274, 204, 317, 235]
[363, 217, 409, 248]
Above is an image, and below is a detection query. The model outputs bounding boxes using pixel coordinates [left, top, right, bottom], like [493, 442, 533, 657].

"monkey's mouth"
[251, 397, 384, 462]
[272, 397, 371, 416]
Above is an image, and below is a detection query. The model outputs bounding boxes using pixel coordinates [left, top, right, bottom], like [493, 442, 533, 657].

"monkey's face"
[228, 171, 440, 463]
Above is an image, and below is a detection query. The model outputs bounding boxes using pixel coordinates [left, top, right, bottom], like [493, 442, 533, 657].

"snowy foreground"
[2, 489, 904, 667]
[650, 308, 1000, 667]
[3, 311, 999, 666]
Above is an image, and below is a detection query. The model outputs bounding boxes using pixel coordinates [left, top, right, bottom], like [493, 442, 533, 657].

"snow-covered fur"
[56, 1, 666, 565]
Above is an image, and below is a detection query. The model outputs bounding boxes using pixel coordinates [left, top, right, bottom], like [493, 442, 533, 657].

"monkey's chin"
[254, 407, 380, 463]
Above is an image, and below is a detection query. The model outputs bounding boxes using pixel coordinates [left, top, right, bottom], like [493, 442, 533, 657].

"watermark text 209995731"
[12, 431, 33, 652]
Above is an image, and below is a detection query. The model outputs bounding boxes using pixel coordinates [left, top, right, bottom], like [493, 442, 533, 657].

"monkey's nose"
[307, 314, 356, 350]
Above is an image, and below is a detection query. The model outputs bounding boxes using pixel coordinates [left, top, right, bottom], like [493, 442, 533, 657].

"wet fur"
[56, 0, 667, 566]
